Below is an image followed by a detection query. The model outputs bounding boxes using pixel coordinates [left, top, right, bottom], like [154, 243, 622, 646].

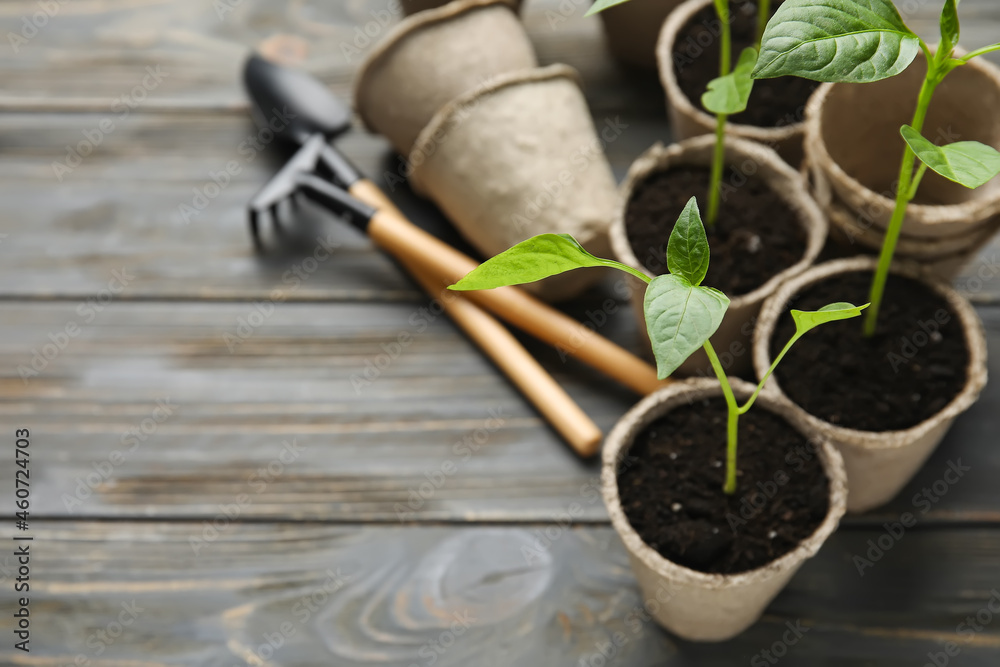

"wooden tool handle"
[349, 180, 665, 396]
[401, 257, 603, 457]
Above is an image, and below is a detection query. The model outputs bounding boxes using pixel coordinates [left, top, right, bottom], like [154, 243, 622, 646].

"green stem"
[704, 340, 739, 495]
[756, 0, 770, 48]
[707, 112, 727, 227]
[707, 0, 732, 228]
[960, 42, 1000, 62]
[863, 71, 942, 336]
[738, 330, 804, 416]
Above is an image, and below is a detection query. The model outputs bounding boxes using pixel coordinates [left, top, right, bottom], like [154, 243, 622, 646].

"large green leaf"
[665, 197, 711, 286]
[791, 302, 869, 336]
[584, 0, 632, 17]
[702, 48, 758, 115]
[900, 125, 1000, 189]
[752, 0, 920, 83]
[643, 274, 730, 379]
[449, 233, 646, 291]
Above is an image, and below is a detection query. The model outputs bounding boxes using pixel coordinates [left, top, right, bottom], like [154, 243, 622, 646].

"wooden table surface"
[2, 0, 1000, 664]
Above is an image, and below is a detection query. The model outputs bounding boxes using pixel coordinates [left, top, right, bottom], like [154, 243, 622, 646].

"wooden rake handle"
[347, 179, 601, 456]
[401, 258, 603, 457]
[348, 179, 665, 397]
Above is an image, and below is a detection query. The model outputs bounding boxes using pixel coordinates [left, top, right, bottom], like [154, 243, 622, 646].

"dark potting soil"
[771, 271, 970, 432]
[625, 165, 806, 296]
[673, 1, 820, 128]
[617, 397, 830, 574]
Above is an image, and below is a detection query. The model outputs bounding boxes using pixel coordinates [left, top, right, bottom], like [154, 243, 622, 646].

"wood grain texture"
[0, 0, 996, 111]
[2, 522, 1000, 666]
[1, 299, 996, 523]
[1, 0, 1000, 663]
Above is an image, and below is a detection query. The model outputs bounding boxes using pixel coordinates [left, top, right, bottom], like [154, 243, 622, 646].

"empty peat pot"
[602, 378, 847, 641]
[657, 0, 819, 164]
[810, 169, 1000, 280]
[610, 135, 826, 376]
[354, 0, 535, 156]
[805, 50, 1000, 264]
[753, 257, 988, 513]
[596, 0, 684, 69]
[408, 65, 619, 301]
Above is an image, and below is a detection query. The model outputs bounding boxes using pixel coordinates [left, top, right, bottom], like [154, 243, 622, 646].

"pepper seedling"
[753, 0, 1000, 335]
[588, 0, 761, 227]
[450, 197, 867, 494]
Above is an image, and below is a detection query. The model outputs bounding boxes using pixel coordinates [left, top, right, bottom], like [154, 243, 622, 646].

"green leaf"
[702, 47, 758, 115]
[643, 274, 730, 379]
[584, 0, 632, 17]
[665, 197, 711, 286]
[900, 125, 1000, 189]
[752, 0, 920, 83]
[448, 233, 646, 291]
[791, 301, 869, 336]
[939, 0, 960, 58]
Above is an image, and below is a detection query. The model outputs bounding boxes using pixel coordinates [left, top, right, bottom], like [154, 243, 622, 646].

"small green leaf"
[702, 47, 758, 115]
[644, 274, 730, 379]
[791, 302, 869, 336]
[584, 0, 631, 17]
[901, 125, 1000, 189]
[666, 197, 711, 286]
[449, 233, 645, 291]
[939, 0, 960, 58]
[753, 0, 920, 83]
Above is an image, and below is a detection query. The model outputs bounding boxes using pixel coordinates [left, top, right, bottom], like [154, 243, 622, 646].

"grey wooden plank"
[0, 0, 664, 115]
[0, 108, 998, 303]
[1, 521, 1000, 666]
[0, 0, 995, 111]
[0, 299, 636, 520]
[0, 299, 996, 523]
[0, 110, 661, 301]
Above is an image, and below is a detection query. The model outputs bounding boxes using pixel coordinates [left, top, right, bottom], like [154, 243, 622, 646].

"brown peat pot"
[408, 65, 619, 301]
[753, 257, 988, 513]
[805, 50, 1000, 268]
[657, 0, 820, 164]
[596, 0, 684, 69]
[354, 0, 536, 156]
[610, 135, 825, 376]
[602, 378, 847, 641]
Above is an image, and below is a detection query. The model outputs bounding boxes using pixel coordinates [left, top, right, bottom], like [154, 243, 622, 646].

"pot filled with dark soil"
[354, 0, 535, 157]
[401, 0, 523, 15]
[596, 0, 684, 69]
[602, 377, 847, 641]
[804, 50, 1000, 263]
[610, 135, 825, 376]
[657, 0, 819, 164]
[753, 257, 988, 513]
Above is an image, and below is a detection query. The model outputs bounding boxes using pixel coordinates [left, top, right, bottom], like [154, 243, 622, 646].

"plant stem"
[863, 70, 942, 336]
[703, 340, 739, 494]
[706, 0, 732, 227]
[756, 0, 770, 48]
[707, 112, 727, 226]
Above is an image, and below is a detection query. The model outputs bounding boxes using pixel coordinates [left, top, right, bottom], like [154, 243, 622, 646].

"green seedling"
[753, 0, 1000, 335]
[450, 197, 867, 494]
[588, 0, 762, 227]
